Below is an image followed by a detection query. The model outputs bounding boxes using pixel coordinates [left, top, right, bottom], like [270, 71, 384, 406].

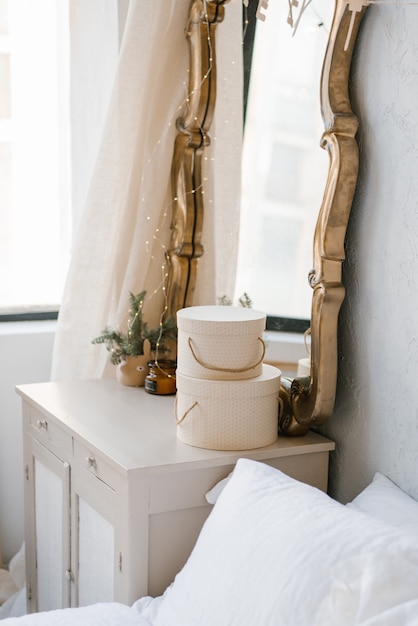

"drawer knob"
[36, 419, 48, 430]
[86, 456, 97, 469]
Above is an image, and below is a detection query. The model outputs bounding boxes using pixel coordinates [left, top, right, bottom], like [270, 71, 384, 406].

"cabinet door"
[70, 467, 125, 607]
[24, 435, 71, 612]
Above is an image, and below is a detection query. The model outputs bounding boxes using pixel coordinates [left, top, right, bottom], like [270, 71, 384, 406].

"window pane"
[0, 55, 11, 117]
[0, 0, 71, 312]
[0, 0, 8, 35]
[235, 1, 334, 320]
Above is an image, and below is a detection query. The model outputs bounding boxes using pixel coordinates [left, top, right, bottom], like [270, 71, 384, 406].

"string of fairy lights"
[123, 0, 216, 368]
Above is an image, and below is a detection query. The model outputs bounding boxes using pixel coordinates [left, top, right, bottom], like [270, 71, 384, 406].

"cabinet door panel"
[71, 469, 125, 607]
[25, 436, 71, 612]
[77, 497, 114, 605]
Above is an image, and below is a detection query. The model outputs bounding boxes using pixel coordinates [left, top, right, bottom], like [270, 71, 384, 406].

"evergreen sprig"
[92, 290, 177, 365]
[217, 292, 253, 308]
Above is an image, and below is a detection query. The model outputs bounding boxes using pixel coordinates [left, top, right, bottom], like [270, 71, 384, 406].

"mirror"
[165, 0, 369, 435]
[237, 0, 334, 323]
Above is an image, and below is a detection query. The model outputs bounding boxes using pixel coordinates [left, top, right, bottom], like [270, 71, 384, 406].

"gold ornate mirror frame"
[279, 0, 368, 435]
[166, 0, 368, 436]
[165, 0, 229, 316]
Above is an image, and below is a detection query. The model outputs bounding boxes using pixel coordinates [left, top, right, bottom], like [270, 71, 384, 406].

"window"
[236, 0, 334, 331]
[0, 0, 71, 317]
[0, 0, 122, 320]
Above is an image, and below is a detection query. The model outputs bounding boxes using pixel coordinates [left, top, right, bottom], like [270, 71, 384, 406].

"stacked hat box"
[176, 306, 281, 450]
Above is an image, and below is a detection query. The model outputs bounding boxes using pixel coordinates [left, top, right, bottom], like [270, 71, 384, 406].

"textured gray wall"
[320, 4, 418, 503]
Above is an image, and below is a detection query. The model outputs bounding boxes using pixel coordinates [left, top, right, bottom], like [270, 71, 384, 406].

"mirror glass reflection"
[234, 0, 334, 322]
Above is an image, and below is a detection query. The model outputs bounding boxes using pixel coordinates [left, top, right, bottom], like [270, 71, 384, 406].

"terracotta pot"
[116, 354, 149, 387]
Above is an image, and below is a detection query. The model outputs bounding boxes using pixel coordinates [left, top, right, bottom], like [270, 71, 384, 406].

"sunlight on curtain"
[51, 0, 242, 380]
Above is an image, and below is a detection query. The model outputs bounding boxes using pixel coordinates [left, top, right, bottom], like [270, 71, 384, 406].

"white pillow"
[136, 459, 418, 626]
[205, 473, 231, 504]
[347, 472, 418, 540]
[314, 546, 418, 625]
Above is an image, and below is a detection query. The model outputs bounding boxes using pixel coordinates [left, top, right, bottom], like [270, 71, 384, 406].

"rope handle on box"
[187, 336, 266, 373]
[175, 393, 284, 427]
[175, 395, 199, 425]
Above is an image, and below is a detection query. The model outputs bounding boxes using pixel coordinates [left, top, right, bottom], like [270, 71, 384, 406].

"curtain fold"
[51, 0, 242, 381]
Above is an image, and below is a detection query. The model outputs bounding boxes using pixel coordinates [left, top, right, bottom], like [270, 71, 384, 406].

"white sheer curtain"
[51, 0, 242, 381]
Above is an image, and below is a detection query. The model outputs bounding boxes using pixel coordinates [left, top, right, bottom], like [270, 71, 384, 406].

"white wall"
[0, 323, 55, 564]
[321, 4, 418, 504]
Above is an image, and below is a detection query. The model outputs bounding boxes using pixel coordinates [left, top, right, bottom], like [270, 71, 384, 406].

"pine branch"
[92, 291, 177, 364]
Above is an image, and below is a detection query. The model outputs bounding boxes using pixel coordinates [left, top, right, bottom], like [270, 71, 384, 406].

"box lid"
[177, 305, 266, 336]
[176, 364, 281, 398]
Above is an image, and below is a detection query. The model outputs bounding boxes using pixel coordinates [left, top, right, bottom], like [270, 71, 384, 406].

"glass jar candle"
[145, 360, 177, 395]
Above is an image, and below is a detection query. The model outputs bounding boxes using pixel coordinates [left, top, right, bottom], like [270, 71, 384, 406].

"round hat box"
[175, 364, 281, 450]
[176, 305, 266, 381]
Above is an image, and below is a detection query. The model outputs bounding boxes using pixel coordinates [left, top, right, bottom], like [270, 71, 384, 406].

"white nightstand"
[17, 379, 335, 613]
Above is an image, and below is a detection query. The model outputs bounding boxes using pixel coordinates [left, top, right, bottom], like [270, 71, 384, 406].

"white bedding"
[0, 603, 152, 626]
[2, 460, 418, 626]
[132, 459, 418, 626]
[315, 546, 418, 625]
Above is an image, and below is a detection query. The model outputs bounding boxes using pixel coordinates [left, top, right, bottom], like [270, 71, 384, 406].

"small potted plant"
[92, 290, 177, 387]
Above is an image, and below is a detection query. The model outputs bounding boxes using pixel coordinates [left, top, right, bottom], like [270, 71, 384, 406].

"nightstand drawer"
[27, 407, 73, 455]
[149, 465, 233, 513]
[73, 439, 122, 491]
